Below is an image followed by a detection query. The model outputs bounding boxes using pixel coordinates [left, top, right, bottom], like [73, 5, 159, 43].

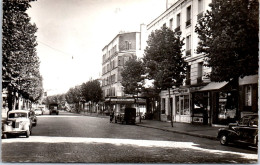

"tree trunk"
[168, 88, 173, 127]
[7, 87, 13, 111]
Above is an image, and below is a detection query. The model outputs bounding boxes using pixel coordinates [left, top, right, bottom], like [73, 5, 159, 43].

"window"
[107, 63, 110, 72]
[186, 35, 191, 56]
[197, 62, 203, 83]
[197, 0, 203, 20]
[198, 0, 203, 13]
[118, 56, 123, 66]
[185, 65, 191, 85]
[161, 98, 166, 114]
[176, 96, 179, 114]
[169, 18, 173, 30]
[175, 13, 181, 32]
[186, 6, 191, 27]
[125, 41, 132, 50]
[176, 95, 190, 115]
[245, 85, 252, 106]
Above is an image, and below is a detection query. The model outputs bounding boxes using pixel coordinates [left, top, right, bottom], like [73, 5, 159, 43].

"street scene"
[2, 0, 259, 164]
[2, 111, 258, 163]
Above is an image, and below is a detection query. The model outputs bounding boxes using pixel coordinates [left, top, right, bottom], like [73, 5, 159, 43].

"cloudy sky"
[26, 0, 166, 96]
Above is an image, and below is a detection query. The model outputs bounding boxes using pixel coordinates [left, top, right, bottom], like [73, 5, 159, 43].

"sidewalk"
[136, 120, 227, 141]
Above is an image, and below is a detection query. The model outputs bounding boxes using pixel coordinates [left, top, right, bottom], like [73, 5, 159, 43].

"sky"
[26, 0, 166, 96]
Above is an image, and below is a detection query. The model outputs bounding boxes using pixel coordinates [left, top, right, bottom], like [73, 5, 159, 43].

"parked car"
[217, 114, 258, 147]
[29, 110, 37, 126]
[115, 108, 136, 124]
[34, 109, 43, 116]
[2, 110, 33, 138]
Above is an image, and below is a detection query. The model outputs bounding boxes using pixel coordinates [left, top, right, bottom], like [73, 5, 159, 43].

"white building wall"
[145, 0, 212, 123]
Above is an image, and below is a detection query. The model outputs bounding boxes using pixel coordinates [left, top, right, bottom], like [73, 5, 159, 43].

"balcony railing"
[197, 12, 203, 20]
[186, 19, 191, 27]
[186, 49, 191, 57]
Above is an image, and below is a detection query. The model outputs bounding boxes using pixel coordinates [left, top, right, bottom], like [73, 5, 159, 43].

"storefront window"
[176, 96, 179, 114]
[245, 85, 252, 106]
[176, 95, 190, 115]
[218, 92, 237, 124]
[183, 95, 190, 115]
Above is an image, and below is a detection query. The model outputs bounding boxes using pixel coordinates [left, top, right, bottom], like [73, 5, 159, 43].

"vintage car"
[2, 110, 33, 138]
[34, 108, 43, 116]
[217, 114, 258, 146]
[115, 108, 136, 124]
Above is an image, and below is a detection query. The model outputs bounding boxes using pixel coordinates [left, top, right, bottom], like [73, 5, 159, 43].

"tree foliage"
[2, 0, 43, 105]
[121, 57, 145, 95]
[195, 0, 259, 82]
[81, 79, 103, 103]
[143, 26, 187, 90]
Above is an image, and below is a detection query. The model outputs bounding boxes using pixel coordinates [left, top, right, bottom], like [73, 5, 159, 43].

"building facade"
[101, 32, 146, 115]
[146, 0, 258, 125]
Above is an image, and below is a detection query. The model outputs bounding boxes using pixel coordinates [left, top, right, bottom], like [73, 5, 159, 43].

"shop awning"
[239, 75, 258, 85]
[199, 81, 228, 91]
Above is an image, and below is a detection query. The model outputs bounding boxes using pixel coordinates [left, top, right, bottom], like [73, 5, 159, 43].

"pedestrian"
[110, 110, 114, 123]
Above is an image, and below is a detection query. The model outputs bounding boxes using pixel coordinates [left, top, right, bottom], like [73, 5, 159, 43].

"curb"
[136, 124, 218, 141]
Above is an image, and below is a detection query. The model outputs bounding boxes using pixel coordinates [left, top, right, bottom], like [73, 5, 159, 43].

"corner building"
[101, 32, 146, 115]
[146, 0, 258, 125]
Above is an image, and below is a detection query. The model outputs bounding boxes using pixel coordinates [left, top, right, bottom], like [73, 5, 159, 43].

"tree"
[195, 0, 259, 82]
[143, 26, 187, 126]
[2, 0, 43, 110]
[121, 57, 145, 95]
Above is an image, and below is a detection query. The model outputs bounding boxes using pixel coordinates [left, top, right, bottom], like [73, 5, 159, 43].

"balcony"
[197, 12, 203, 20]
[186, 19, 191, 27]
[185, 49, 191, 57]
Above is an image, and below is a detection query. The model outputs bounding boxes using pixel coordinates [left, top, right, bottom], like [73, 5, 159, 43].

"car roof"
[8, 110, 29, 114]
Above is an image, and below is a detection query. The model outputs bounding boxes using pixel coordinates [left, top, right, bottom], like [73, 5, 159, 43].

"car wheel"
[25, 130, 30, 138]
[220, 134, 228, 145]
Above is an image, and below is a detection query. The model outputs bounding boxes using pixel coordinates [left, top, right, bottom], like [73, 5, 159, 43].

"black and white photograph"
[1, 0, 259, 163]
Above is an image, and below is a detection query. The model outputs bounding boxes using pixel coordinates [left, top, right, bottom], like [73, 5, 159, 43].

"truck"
[49, 103, 59, 115]
[115, 107, 136, 124]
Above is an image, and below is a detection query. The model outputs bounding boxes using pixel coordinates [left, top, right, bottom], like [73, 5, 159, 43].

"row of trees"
[121, 0, 258, 124]
[44, 79, 102, 112]
[3, 0, 43, 110]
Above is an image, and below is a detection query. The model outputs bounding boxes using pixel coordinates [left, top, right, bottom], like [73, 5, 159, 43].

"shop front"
[104, 96, 147, 117]
[174, 89, 191, 123]
[197, 81, 239, 125]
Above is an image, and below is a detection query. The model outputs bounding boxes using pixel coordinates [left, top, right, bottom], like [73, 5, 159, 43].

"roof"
[8, 110, 29, 114]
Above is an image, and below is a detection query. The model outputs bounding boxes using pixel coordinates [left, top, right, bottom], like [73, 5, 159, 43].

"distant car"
[217, 114, 258, 147]
[34, 109, 43, 116]
[49, 104, 59, 115]
[2, 110, 33, 138]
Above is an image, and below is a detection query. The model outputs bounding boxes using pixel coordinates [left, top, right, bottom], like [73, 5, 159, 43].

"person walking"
[110, 110, 114, 123]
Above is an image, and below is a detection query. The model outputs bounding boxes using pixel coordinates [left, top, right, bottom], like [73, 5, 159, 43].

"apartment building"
[101, 32, 146, 114]
[145, 0, 258, 125]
